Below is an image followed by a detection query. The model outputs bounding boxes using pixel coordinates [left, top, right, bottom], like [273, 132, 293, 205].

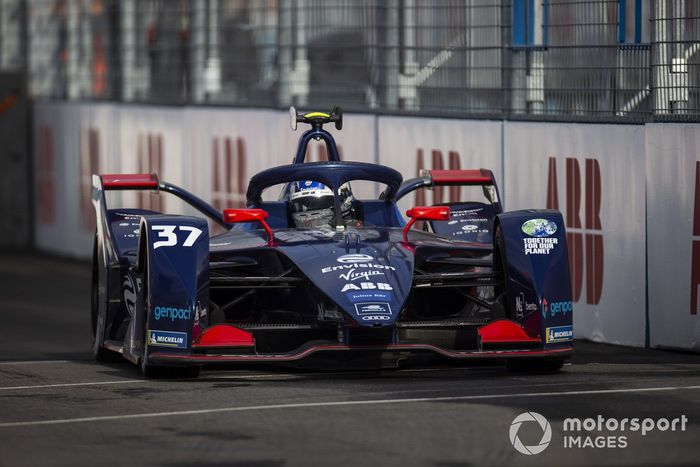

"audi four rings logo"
[336, 254, 374, 264]
[361, 315, 390, 321]
[509, 412, 552, 455]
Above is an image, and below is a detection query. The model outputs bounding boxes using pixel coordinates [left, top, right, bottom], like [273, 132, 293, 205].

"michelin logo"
[148, 330, 188, 349]
[546, 325, 573, 343]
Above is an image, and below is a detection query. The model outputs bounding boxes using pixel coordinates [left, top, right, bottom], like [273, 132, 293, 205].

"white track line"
[0, 360, 74, 366]
[0, 380, 146, 391]
[1, 384, 699, 428]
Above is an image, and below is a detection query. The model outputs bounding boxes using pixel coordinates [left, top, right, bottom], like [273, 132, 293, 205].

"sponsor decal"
[522, 219, 558, 237]
[336, 254, 374, 264]
[341, 282, 393, 293]
[209, 241, 232, 247]
[154, 305, 192, 321]
[339, 269, 385, 282]
[451, 224, 489, 236]
[361, 315, 391, 321]
[510, 412, 552, 455]
[547, 157, 604, 305]
[549, 300, 573, 317]
[122, 274, 137, 316]
[546, 325, 574, 343]
[541, 298, 572, 318]
[321, 263, 396, 274]
[119, 222, 130, 227]
[515, 292, 538, 318]
[346, 291, 392, 302]
[354, 302, 392, 316]
[524, 237, 558, 255]
[148, 330, 188, 349]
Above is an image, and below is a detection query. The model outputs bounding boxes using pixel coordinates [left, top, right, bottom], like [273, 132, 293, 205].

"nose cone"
[277, 232, 415, 326]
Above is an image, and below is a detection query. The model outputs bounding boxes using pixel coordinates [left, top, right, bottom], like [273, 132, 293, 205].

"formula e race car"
[91, 107, 574, 378]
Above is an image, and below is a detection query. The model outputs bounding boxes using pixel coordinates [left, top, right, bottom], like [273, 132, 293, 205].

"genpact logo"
[337, 254, 374, 264]
[509, 412, 552, 455]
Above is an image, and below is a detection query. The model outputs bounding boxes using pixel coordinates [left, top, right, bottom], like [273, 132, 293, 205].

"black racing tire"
[506, 358, 565, 373]
[91, 232, 121, 363]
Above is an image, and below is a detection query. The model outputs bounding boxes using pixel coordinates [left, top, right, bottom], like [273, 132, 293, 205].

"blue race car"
[91, 108, 573, 378]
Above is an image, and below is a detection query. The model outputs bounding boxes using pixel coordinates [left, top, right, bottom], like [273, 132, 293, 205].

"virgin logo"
[546, 157, 604, 305]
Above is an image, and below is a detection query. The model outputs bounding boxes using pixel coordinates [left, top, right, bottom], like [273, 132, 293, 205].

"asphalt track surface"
[1, 252, 700, 466]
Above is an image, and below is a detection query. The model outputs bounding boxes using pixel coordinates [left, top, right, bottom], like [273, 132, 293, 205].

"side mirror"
[403, 206, 450, 242]
[223, 208, 274, 246]
[289, 106, 297, 131]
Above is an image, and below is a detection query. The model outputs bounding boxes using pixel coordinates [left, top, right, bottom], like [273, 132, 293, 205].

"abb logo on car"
[546, 157, 604, 305]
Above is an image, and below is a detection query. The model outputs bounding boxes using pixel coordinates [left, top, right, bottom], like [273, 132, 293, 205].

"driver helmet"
[289, 180, 354, 228]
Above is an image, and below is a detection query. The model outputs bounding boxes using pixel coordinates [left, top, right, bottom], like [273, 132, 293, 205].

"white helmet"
[289, 180, 354, 228]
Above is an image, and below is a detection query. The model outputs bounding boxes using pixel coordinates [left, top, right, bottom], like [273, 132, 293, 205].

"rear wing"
[93, 173, 227, 227]
[396, 168, 502, 213]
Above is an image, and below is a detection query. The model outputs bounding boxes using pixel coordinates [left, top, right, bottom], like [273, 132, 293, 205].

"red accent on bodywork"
[478, 320, 541, 344]
[101, 173, 159, 189]
[223, 208, 274, 246]
[403, 206, 450, 242]
[429, 169, 493, 185]
[193, 324, 255, 348]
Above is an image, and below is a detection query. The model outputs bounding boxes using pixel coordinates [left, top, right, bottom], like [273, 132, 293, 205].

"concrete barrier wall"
[504, 122, 647, 347]
[647, 124, 700, 351]
[32, 101, 700, 349]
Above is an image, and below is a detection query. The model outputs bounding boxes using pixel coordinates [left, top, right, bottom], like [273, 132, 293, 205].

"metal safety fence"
[0, 0, 699, 122]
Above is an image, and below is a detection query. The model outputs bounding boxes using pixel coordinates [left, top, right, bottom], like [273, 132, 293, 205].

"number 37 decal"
[151, 225, 203, 249]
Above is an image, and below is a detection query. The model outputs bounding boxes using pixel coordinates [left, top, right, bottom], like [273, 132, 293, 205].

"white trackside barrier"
[503, 122, 647, 347]
[646, 124, 700, 351]
[377, 116, 503, 215]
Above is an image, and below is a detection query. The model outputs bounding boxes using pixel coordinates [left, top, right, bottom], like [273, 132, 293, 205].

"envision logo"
[509, 412, 552, 455]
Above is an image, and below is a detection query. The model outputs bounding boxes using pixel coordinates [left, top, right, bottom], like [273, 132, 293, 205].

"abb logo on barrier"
[546, 157, 604, 305]
[209, 138, 341, 214]
[689, 162, 700, 315]
[212, 137, 247, 211]
[79, 128, 100, 231]
[36, 125, 56, 225]
[137, 133, 164, 212]
[414, 149, 463, 206]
